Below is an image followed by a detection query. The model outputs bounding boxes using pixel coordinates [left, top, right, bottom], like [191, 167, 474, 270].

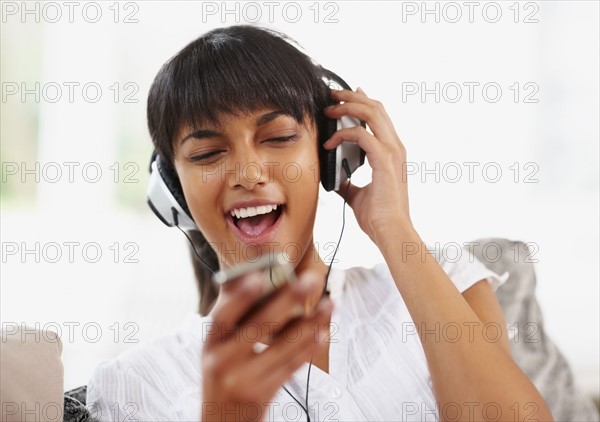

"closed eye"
[190, 135, 298, 163]
[190, 150, 224, 163]
[264, 134, 298, 143]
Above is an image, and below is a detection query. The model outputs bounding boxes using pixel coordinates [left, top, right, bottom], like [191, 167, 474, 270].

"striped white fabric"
[87, 248, 508, 421]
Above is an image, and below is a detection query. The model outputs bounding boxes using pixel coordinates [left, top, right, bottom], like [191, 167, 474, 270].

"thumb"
[334, 178, 359, 206]
[296, 269, 328, 314]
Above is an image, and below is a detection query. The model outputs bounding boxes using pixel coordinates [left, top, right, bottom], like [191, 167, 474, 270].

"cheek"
[283, 147, 321, 216]
[178, 168, 224, 232]
[289, 134, 321, 187]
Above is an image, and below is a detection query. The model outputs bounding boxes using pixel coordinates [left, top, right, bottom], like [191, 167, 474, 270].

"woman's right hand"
[201, 269, 334, 422]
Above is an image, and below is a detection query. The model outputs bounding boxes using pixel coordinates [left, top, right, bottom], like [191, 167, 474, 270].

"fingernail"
[242, 273, 263, 293]
[296, 275, 318, 294]
[317, 297, 334, 314]
[291, 305, 305, 318]
[319, 327, 330, 344]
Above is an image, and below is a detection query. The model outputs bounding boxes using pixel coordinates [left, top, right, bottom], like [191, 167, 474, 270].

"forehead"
[207, 109, 297, 128]
[201, 107, 315, 126]
[176, 108, 316, 141]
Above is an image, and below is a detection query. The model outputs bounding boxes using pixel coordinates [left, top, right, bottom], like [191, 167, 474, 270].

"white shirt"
[87, 248, 508, 422]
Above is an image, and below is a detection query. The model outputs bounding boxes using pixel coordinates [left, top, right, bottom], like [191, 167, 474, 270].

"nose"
[226, 148, 269, 190]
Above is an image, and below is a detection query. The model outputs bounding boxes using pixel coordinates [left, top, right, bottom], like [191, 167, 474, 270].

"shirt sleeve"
[431, 244, 510, 294]
[87, 359, 178, 422]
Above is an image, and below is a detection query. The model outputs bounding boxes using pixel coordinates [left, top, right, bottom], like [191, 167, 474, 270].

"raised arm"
[323, 87, 554, 421]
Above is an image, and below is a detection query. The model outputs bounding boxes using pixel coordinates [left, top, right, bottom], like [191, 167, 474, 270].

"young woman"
[87, 25, 553, 421]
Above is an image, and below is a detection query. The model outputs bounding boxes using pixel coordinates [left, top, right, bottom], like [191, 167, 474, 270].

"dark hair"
[147, 25, 332, 315]
[188, 230, 220, 315]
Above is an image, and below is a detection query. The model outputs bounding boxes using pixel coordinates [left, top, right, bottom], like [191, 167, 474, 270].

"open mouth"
[228, 204, 284, 239]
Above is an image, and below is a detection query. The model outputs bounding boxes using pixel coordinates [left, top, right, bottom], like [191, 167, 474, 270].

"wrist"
[372, 218, 421, 253]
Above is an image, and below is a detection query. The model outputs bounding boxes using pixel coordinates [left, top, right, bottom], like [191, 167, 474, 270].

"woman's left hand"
[323, 88, 413, 246]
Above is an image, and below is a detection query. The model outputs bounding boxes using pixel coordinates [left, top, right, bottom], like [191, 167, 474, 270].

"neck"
[293, 239, 331, 307]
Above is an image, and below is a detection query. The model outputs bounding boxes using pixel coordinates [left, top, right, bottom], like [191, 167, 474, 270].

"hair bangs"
[148, 25, 329, 164]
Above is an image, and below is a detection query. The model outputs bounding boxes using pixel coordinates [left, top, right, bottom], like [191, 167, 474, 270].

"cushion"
[1, 326, 64, 422]
[471, 238, 599, 421]
[64, 386, 97, 422]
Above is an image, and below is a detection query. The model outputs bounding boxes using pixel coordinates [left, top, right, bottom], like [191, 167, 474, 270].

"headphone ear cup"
[318, 67, 367, 192]
[319, 116, 338, 192]
[147, 153, 197, 230]
[156, 156, 190, 215]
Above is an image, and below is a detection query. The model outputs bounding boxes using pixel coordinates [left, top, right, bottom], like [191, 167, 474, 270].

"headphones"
[146, 67, 361, 422]
[146, 68, 366, 232]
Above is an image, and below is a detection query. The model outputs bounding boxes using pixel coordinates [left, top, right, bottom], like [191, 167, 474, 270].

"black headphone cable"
[173, 208, 217, 273]
[175, 159, 353, 422]
[280, 159, 352, 422]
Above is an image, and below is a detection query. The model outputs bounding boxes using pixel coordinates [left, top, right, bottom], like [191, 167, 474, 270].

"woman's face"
[173, 109, 321, 270]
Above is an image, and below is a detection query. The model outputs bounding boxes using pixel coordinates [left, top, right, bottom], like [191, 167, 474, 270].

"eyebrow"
[179, 110, 289, 146]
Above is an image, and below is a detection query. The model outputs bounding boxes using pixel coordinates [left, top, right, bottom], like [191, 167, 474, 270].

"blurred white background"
[1, 0, 598, 399]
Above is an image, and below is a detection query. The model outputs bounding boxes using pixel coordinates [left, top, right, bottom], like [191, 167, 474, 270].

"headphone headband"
[319, 67, 353, 91]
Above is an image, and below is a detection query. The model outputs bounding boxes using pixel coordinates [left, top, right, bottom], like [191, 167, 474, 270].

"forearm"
[375, 222, 554, 422]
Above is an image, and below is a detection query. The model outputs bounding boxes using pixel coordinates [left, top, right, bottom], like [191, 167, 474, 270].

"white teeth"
[230, 204, 280, 219]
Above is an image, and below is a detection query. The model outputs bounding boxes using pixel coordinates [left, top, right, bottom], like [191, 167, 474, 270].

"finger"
[211, 270, 325, 363]
[219, 331, 325, 405]
[250, 297, 333, 384]
[323, 126, 397, 171]
[324, 101, 400, 147]
[205, 271, 264, 348]
[261, 337, 326, 395]
[323, 125, 381, 156]
[239, 271, 324, 339]
[329, 88, 372, 105]
[335, 178, 360, 208]
[212, 297, 332, 399]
